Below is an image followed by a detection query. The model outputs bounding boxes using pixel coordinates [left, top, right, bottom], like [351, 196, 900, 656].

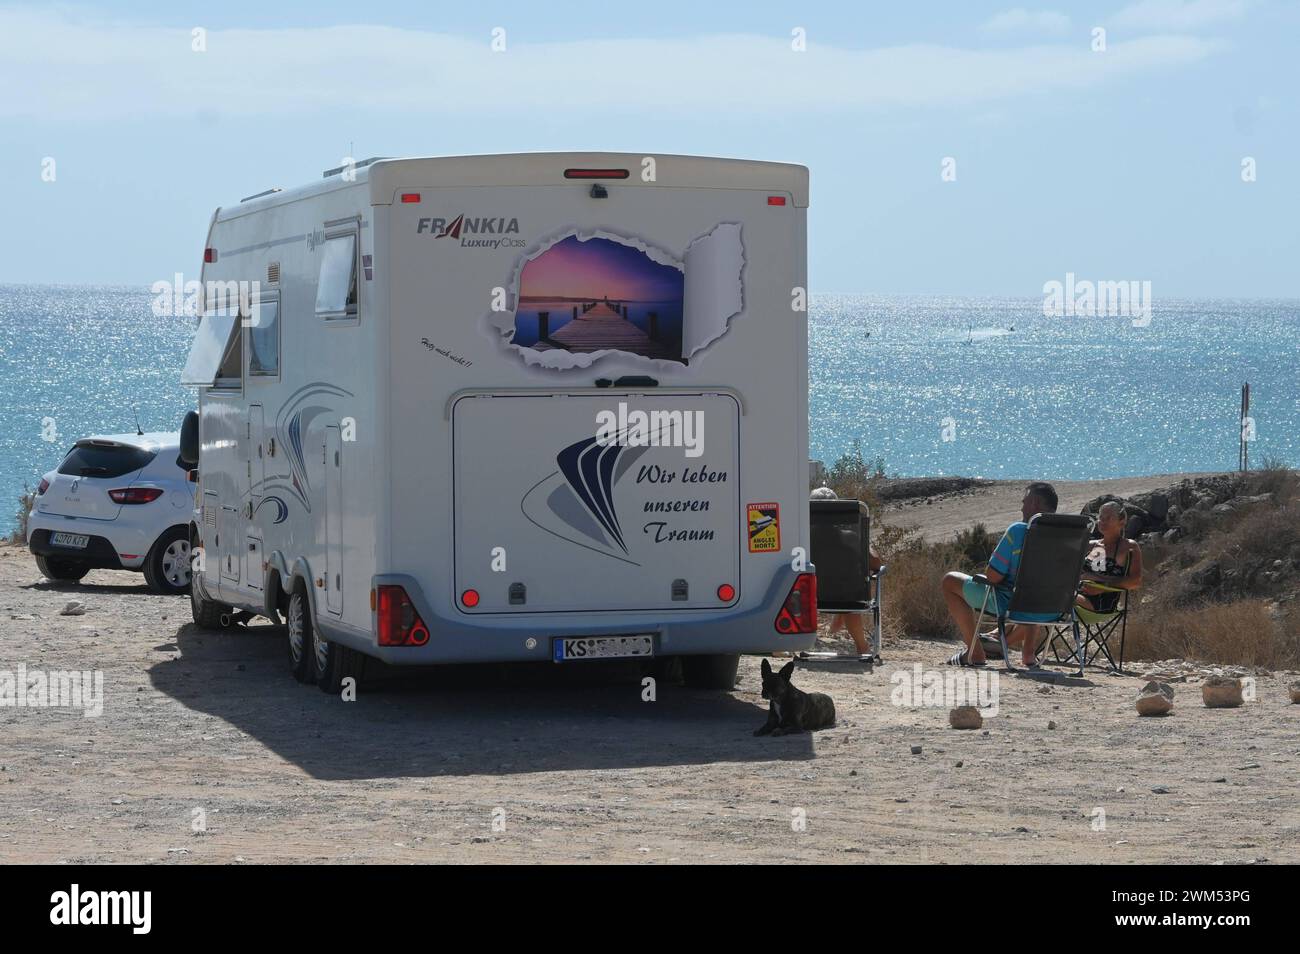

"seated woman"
[1079, 500, 1143, 613]
[810, 486, 882, 656]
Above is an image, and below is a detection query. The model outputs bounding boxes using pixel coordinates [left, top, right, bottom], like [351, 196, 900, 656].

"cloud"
[0, 7, 1222, 120]
[1111, 0, 1249, 32]
[980, 9, 1072, 35]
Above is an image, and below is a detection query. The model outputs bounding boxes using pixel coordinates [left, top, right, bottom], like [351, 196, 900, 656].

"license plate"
[51, 532, 90, 549]
[553, 635, 654, 662]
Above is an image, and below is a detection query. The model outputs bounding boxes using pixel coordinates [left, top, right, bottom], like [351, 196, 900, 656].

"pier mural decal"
[491, 224, 745, 369]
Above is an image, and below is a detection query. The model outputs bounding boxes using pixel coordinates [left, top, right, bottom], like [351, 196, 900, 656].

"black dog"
[754, 659, 836, 735]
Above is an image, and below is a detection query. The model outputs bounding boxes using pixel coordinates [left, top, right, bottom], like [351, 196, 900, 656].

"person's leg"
[941, 572, 984, 664]
[1017, 625, 1042, 666]
[845, 613, 870, 655]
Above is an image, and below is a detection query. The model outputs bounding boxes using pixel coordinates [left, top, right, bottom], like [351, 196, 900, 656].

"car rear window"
[57, 444, 157, 478]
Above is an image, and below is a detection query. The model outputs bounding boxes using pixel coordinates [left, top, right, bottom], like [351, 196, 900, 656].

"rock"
[948, 707, 982, 730]
[1163, 527, 1182, 543]
[59, 601, 86, 616]
[1202, 675, 1244, 708]
[910, 745, 923, 754]
[1151, 785, 1170, 794]
[1047, 720, 1057, 730]
[1136, 681, 1174, 716]
[1288, 681, 1300, 705]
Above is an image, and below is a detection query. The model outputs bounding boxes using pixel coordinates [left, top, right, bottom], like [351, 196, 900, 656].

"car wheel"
[312, 621, 365, 696]
[143, 527, 191, 595]
[34, 554, 90, 583]
[681, 653, 740, 690]
[287, 584, 315, 684]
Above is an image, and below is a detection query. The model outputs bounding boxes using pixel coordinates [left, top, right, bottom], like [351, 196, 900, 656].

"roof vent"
[322, 156, 390, 179]
[240, 187, 282, 203]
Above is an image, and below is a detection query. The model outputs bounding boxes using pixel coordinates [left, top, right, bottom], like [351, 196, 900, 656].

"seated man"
[939, 482, 1062, 667]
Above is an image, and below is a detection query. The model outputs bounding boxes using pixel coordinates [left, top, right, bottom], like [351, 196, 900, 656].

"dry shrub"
[875, 522, 990, 641]
[1125, 597, 1298, 668]
[8, 484, 35, 545]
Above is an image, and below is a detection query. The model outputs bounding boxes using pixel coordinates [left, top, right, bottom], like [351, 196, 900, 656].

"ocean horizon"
[2, 283, 1297, 532]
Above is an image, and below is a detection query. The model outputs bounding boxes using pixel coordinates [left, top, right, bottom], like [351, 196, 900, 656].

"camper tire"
[286, 584, 315, 684]
[34, 554, 90, 583]
[190, 575, 231, 630]
[312, 627, 364, 696]
[681, 653, 740, 691]
[143, 527, 191, 595]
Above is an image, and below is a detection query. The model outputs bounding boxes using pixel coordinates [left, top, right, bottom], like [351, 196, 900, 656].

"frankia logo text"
[50, 885, 151, 935]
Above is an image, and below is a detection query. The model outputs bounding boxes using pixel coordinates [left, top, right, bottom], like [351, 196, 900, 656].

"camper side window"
[248, 296, 280, 376]
[213, 316, 242, 388]
[315, 233, 358, 320]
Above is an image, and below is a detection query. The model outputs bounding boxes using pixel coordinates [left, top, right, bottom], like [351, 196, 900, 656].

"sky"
[0, 0, 1296, 296]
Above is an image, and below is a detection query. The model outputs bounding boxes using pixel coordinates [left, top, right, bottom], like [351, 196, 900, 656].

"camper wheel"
[312, 626, 365, 696]
[681, 653, 741, 691]
[286, 584, 315, 684]
[190, 573, 231, 630]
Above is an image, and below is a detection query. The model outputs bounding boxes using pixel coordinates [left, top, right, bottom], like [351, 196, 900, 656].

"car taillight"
[376, 584, 429, 646]
[37, 478, 49, 495]
[108, 487, 164, 504]
[774, 573, 817, 635]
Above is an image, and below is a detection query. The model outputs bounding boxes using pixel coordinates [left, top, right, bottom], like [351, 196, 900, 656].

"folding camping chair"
[1037, 581, 1129, 673]
[970, 513, 1094, 676]
[808, 498, 885, 664]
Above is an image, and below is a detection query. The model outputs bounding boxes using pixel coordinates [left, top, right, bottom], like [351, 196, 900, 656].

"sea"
[1, 284, 1296, 533]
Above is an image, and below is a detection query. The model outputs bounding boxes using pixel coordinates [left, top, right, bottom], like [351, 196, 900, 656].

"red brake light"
[717, 583, 735, 601]
[400, 192, 421, 203]
[37, 478, 49, 495]
[767, 196, 787, 206]
[204, 247, 218, 263]
[774, 573, 817, 634]
[461, 589, 480, 608]
[108, 487, 164, 504]
[376, 584, 429, 647]
[563, 168, 630, 179]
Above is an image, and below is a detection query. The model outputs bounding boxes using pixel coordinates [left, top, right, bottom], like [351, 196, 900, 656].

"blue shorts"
[962, 578, 1060, 624]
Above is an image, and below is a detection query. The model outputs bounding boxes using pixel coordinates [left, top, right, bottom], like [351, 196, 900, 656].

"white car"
[28, 432, 197, 594]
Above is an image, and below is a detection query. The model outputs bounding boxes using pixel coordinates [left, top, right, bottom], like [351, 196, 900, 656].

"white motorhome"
[180, 153, 814, 692]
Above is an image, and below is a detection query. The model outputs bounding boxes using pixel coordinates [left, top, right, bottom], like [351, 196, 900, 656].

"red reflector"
[461, 589, 480, 608]
[767, 196, 786, 206]
[204, 247, 217, 263]
[717, 583, 735, 601]
[37, 477, 49, 495]
[118, 554, 139, 560]
[377, 584, 428, 647]
[774, 573, 817, 635]
[563, 168, 630, 180]
[400, 192, 421, 203]
[108, 487, 164, 504]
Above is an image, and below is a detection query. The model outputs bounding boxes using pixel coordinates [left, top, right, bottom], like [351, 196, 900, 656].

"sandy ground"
[1, 538, 1297, 865]
[881, 473, 1222, 542]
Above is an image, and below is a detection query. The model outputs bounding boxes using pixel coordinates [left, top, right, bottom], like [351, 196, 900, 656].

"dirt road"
[1, 542, 1296, 864]
[880, 473, 1223, 542]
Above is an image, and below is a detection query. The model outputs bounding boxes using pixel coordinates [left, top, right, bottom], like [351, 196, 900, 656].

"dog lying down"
[755, 659, 836, 736]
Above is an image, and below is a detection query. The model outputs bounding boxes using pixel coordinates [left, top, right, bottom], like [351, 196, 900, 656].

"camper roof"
[215, 152, 809, 221]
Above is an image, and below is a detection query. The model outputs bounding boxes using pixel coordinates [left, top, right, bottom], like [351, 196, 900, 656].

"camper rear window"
[315, 233, 358, 319]
[58, 444, 157, 479]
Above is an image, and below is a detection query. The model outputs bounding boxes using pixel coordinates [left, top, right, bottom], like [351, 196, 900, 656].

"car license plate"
[553, 634, 654, 662]
[51, 532, 89, 549]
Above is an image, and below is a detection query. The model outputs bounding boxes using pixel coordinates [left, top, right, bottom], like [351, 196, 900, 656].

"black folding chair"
[970, 514, 1093, 676]
[809, 499, 885, 662]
